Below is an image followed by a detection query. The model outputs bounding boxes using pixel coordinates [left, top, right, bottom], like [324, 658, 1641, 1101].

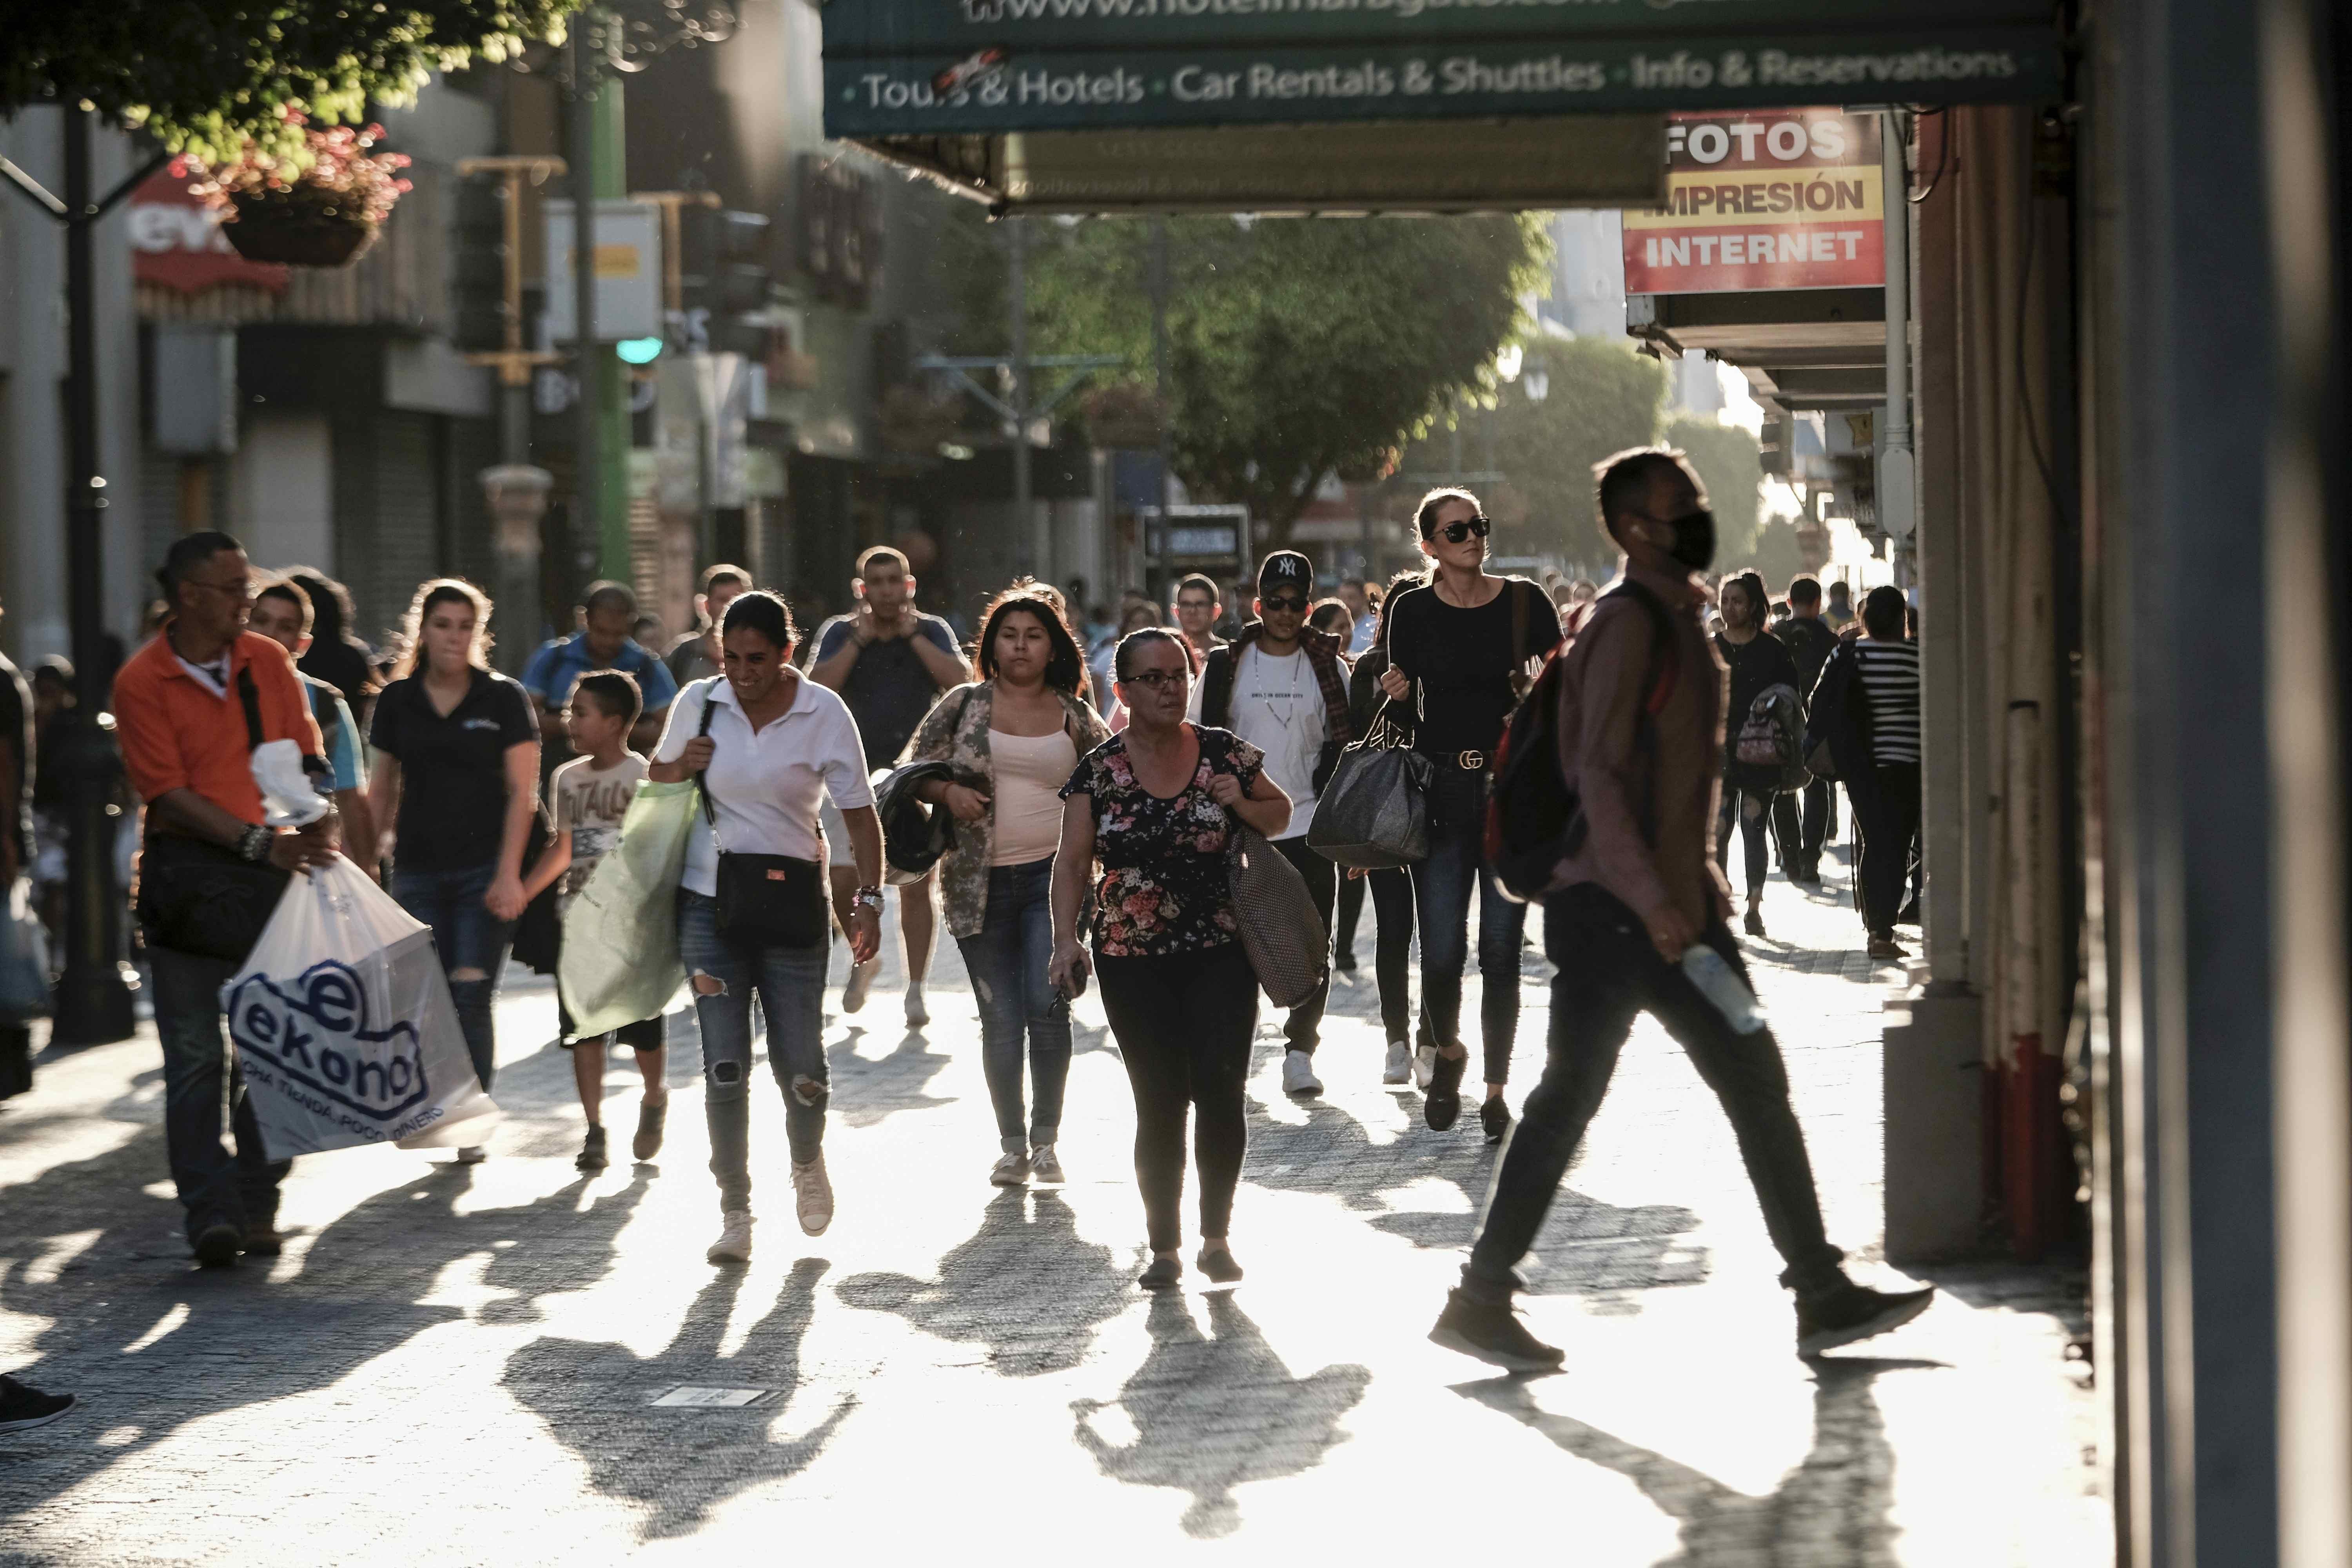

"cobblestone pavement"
[0, 847, 2109, 1565]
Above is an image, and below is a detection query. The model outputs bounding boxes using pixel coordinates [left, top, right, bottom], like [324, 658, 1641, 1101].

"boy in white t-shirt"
[522, 670, 667, 1172]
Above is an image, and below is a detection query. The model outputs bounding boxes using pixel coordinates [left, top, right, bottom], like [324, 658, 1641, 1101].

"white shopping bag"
[221, 856, 499, 1159]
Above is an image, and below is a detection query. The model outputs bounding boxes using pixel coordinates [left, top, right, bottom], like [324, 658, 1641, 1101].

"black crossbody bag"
[136, 668, 293, 963]
[696, 682, 829, 948]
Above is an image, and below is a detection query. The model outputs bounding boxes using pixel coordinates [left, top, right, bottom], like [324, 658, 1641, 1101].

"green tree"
[1730, 513, 1808, 595]
[7, 0, 577, 159]
[1404, 336, 1667, 561]
[1019, 214, 1550, 546]
[1664, 413, 1764, 561]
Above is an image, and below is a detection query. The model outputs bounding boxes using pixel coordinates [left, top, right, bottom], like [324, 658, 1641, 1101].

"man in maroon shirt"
[1428, 448, 1933, 1371]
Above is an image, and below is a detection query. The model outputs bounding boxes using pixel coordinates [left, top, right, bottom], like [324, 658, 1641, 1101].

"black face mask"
[1663, 508, 1716, 572]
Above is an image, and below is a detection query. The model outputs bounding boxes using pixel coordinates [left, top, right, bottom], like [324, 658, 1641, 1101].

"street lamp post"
[0, 110, 169, 1045]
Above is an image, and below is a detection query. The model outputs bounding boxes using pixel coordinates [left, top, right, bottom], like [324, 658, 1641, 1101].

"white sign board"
[543, 200, 662, 343]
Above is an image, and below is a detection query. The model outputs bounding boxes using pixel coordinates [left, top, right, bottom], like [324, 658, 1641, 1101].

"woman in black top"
[1049, 628, 1291, 1290]
[1715, 571, 1803, 937]
[367, 580, 541, 1161]
[1376, 490, 1563, 1143]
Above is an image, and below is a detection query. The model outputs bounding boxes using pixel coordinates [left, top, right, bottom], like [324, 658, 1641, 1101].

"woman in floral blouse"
[1049, 627, 1292, 1289]
[905, 586, 1109, 1187]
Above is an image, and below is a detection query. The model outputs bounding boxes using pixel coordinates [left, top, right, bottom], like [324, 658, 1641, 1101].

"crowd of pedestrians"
[0, 450, 1947, 1435]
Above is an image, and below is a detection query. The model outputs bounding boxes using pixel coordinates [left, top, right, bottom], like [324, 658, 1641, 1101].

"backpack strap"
[1607, 580, 1679, 716]
[1201, 644, 1237, 730]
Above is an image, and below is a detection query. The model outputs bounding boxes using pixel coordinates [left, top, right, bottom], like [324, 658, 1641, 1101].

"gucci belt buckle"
[1457, 750, 1487, 771]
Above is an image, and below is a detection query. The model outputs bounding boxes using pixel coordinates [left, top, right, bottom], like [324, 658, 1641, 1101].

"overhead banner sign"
[821, 0, 2063, 136]
[1622, 108, 1883, 293]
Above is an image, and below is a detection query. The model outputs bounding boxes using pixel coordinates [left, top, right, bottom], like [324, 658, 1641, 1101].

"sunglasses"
[1121, 669, 1187, 691]
[1259, 594, 1309, 613]
[1430, 517, 1492, 545]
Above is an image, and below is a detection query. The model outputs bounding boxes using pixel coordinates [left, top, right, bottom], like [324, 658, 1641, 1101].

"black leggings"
[1096, 944, 1259, 1252]
[1325, 866, 1420, 1045]
[1363, 867, 1418, 1045]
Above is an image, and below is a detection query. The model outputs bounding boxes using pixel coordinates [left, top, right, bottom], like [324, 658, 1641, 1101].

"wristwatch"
[850, 886, 885, 914]
[237, 824, 274, 864]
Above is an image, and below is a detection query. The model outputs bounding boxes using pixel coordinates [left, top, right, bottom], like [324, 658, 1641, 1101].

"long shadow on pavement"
[1455, 1356, 1944, 1565]
[0, 1140, 650, 1522]
[1073, 1290, 1371, 1539]
[1244, 1096, 1707, 1314]
[826, 1025, 958, 1130]
[501, 1260, 853, 1542]
[835, 1187, 1129, 1376]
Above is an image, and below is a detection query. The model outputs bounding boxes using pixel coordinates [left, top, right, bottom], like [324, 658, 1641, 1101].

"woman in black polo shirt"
[1377, 488, 1562, 1143]
[367, 580, 540, 1161]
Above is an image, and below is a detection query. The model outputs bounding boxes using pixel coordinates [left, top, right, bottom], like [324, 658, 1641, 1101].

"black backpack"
[1485, 581, 1676, 904]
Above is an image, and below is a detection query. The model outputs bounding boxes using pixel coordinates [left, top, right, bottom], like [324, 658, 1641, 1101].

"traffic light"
[452, 176, 509, 353]
[680, 207, 773, 326]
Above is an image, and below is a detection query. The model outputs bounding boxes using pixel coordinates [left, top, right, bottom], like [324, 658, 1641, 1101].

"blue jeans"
[677, 888, 829, 1212]
[1410, 765, 1528, 1085]
[152, 946, 289, 1243]
[392, 861, 515, 1093]
[953, 858, 1071, 1153]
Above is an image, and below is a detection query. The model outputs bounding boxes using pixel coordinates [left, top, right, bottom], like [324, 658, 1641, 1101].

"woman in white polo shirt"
[649, 591, 883, 1265]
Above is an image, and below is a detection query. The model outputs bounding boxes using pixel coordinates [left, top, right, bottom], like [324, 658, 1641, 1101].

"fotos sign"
[1622, 109, 1883, 294]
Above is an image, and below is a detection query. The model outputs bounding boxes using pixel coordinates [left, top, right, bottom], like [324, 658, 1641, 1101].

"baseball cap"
[1257, 551, 1314, 595]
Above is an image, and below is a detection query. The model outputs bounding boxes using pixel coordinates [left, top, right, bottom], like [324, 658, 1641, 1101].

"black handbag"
[136, 668, 293, 964]
[1304, 696, 1433, 869]
[695, 682, 829, 949]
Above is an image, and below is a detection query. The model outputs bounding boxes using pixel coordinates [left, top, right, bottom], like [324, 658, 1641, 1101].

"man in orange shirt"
[114, 532, 336, 1267]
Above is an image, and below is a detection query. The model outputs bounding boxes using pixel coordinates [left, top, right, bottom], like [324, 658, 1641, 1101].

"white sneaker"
[1413, 1045, 1437, 1091]
[793, 1154, 834, 1236]
[1383, 1041, 1412, 1085]
[1029, 1144, 1065, 1184]
[1282, 1050, 1324, 1098]
[842, 959, 876, 1014]
[905, 984, 929, 1028]
[990, 1150, 1030, 1187]
[707, 1209, 753, 1264]
[454, 1145, 487, 1165]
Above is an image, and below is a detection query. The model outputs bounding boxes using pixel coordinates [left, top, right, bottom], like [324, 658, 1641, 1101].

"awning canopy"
[822, 0, 2065, 211]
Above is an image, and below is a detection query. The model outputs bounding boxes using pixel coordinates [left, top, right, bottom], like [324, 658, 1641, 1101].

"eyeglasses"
[185, 577, 251, 599]
[1260, 594, 1309, 613]
[1121, 670, 1187, 691]
[1431, 517, 1492, 545]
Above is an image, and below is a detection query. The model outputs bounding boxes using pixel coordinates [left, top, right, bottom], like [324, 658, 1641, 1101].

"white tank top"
[988, 727, 1078, 866]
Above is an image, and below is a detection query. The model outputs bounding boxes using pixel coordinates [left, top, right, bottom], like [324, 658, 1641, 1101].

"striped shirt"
[1853, 639, 1921, 765]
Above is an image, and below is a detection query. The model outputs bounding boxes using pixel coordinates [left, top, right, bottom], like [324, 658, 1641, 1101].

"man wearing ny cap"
[1190, 551, 1354, 1096]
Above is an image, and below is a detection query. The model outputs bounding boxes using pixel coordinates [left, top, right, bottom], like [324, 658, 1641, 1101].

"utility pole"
[1007, 217, 1033, 578]
[457, 154, 565, 664]
[566, 22, 633, 586]
[51, 109, 137, 1044]
[569, 32, 606, 586]
[631, 189, 722, 563]
[456, 155, 568, 465]
[0, 109, 166, 1044]
[1150, 217, 1173, 582]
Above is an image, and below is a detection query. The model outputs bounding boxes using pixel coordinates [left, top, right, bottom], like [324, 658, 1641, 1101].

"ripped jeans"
[392, 860, 515, 1092]
[676, 888, 829, 1212]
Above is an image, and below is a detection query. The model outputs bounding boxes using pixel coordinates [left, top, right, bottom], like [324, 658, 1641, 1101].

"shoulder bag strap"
[694, 677, 724, 827]
[236, 666, 266, 751]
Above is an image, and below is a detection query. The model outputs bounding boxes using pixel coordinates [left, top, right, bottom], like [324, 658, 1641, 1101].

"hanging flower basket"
[180, 116, 411, 272]
[222, 191, 379, 267]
